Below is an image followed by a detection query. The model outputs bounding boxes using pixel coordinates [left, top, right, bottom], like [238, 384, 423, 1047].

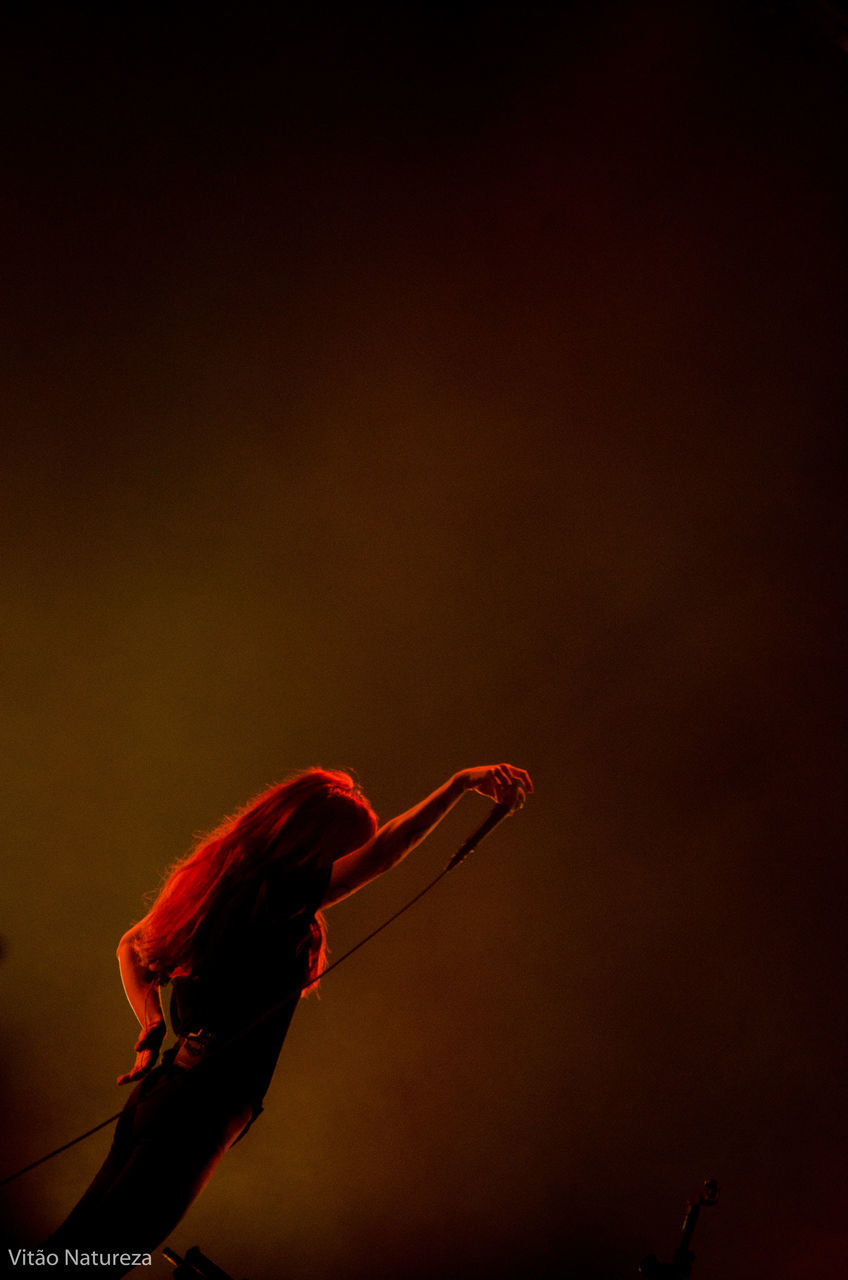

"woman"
[47, 763, 531, 1274]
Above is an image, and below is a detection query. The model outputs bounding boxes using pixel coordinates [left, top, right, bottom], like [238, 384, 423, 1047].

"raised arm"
[323, 763, 532, 908]
[116, 916, 166, 1085]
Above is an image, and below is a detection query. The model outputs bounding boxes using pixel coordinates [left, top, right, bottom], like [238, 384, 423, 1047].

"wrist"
[135, 1020, 165, 1051]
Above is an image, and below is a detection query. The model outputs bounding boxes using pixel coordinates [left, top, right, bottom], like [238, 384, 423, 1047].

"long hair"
[136, 770, 377, 993]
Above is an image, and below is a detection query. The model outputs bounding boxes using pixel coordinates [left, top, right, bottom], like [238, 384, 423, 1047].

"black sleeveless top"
[168, 862, 331, 1113]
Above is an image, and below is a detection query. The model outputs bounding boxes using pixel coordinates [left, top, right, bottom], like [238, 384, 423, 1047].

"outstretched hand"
[117, 1020, 166, 1086]
[460, 764, 533, 811]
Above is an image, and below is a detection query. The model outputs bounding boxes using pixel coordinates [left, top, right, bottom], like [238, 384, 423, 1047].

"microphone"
[445, 802, 514, 871]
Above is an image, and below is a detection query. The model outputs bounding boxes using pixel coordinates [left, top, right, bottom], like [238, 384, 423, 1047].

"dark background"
[1, 2, 846, 1277]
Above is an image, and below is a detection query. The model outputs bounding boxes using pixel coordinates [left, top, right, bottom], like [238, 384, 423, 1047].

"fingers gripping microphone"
[445, 802, 513, 871]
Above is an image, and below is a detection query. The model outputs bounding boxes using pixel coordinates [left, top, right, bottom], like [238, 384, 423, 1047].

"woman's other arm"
[323, 764, 532, 907]
[116, 916, 166, 1085]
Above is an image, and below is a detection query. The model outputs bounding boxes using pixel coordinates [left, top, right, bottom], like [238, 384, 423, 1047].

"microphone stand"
[638, 1179, 719, 1278]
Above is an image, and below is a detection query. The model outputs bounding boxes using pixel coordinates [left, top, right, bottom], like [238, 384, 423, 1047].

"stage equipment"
[638, 1179, 719, 1279]
[163, 1244, 242, 1279]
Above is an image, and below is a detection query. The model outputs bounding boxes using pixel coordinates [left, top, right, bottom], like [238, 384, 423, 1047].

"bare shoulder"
[117, 910, 153, 952]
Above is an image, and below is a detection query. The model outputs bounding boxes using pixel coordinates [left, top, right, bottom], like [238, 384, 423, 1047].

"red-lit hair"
[136, 770, 376, 994]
